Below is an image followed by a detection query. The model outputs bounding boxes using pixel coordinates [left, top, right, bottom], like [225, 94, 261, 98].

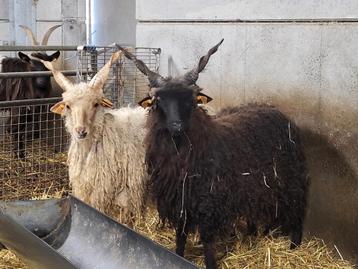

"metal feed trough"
[0, 44, 160, 201]
[0, 196, 199, 269]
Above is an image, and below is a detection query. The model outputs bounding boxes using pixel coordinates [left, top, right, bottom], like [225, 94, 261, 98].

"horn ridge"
[117, 45, 164, 88]
[41, 24, 62, 45]
[183, 38, 224, 85]
[19, 25, 39, 45]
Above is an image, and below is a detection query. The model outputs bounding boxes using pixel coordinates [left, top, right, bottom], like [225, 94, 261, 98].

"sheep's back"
[208, 104, 307, 229]
[147, 103, 308, 233]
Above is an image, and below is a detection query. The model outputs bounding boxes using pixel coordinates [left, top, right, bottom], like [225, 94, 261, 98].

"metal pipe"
[0, 45, 161, 52]
[0, 46, 78, 51]
[0, 97, 62, 108]
[0, 70, 92, 78]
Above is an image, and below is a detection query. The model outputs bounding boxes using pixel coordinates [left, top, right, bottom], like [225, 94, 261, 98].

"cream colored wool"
[44, 51, 150, 224]
[60, 83, 148, 224]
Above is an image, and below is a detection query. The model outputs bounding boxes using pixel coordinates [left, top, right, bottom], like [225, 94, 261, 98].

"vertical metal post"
[86, 0, 91, 45]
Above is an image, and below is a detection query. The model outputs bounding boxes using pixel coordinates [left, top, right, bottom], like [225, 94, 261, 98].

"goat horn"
[41, 59, 73, 92]
[182, 38, 224, 85]
[117, 45, 164, 88]
[19, 25, 39, 45]
[89, 50, 123, 90]
[41, 24, 62, 45]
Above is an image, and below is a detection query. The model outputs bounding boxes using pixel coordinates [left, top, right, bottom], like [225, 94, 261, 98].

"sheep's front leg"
[290, 220, 303, 249]
[199, 227, 217, 269]
[246, 219, 258, 236]
[202, 239, 217, 269]
[11, 113, 26, 159]
[175, 222, 189, 257]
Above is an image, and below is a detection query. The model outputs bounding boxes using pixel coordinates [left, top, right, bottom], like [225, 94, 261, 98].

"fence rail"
[0, 45, 78, 51]
[0, 97, 62, 108]
[0, 70, 88, 79]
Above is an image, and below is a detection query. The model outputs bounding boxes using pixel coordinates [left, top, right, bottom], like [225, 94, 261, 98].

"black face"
[32, 58, 51, 90]
[19, 51, 60, 91]
[154, 84, 196, 136]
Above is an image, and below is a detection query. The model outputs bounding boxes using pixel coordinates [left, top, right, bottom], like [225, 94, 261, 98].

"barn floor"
[0, 140, 354, 268]
[0, 205, 355, 269]
[0, 136, 68, 201]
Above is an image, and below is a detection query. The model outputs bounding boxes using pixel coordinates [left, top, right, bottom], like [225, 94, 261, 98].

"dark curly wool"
[145, 103, 308, 267]
[0, 58, 33, 101]
[121, 38, 307, 268]
[0, 55, 53, 159]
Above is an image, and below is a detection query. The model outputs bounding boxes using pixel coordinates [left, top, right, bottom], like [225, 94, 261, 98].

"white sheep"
[41, 51, 148, 224]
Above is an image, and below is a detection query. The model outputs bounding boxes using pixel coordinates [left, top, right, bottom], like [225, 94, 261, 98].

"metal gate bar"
[0, 46, 78, 51]
[0, 70, 85, 79]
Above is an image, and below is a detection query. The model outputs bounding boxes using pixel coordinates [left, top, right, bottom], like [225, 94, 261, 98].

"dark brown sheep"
[0, 51, 60, 158]
[120, 40, 308, 269]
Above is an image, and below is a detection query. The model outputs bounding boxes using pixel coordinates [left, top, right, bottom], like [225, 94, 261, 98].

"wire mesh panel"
[0, 45, 160, 201]
[77, 46, 161, 107]
[0, 98, 68, 200]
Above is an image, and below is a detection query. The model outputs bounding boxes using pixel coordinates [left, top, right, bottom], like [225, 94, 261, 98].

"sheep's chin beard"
[72, 132, 90, 141]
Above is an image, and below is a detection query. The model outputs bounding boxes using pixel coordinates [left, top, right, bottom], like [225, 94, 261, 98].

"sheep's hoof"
[290, 242, 298, 249]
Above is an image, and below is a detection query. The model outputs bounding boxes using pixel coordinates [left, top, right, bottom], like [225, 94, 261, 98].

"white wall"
[137, 0, 358, 20]
[0, 0, 86, 45]
[0, 0, 86, 69]
[136, 0, 358, 262]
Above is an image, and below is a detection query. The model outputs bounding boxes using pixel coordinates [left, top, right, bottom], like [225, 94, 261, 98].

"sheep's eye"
[66, 105, 71, 110]
[94, 103, 99, 108]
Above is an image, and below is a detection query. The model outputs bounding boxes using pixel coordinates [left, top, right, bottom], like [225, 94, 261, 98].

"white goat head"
[41, 51, 122, 140]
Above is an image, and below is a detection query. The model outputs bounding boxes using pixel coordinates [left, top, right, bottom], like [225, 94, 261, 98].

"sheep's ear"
[196, 93, 213, 104]
[138, 96, 153, 108]
[100, 98, 113, 108]
[49, 50, 61, 61]
[18, 52, 31, 62]
[50, 101, 65, 115]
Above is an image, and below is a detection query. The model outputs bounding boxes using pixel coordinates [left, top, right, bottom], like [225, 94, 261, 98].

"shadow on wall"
[302, 128, 358, 263]
[216, 92, 358, 263]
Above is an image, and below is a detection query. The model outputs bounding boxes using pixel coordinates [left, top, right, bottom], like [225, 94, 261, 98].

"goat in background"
[0, 25, 63, 158]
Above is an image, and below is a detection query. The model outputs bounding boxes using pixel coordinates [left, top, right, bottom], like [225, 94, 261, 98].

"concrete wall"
[0, 0, 86, 152]
[136, 0, 358, 262]
[0, 0, 86, 69]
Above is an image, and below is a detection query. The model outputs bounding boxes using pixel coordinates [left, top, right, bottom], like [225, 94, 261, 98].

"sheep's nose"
[171, 121, 183, 133]
[75, 127, 87, 139]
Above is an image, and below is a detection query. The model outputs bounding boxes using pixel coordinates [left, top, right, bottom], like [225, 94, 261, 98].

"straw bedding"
[0, 204, 355, 269]
[0, 138, 355, 269]
[0, 137, 68, 201]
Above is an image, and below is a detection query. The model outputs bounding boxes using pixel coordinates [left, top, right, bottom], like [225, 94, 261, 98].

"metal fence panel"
[77, 46, 161, 107]
[0, 45, 160, 201]
[0, 99, 68, 200]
